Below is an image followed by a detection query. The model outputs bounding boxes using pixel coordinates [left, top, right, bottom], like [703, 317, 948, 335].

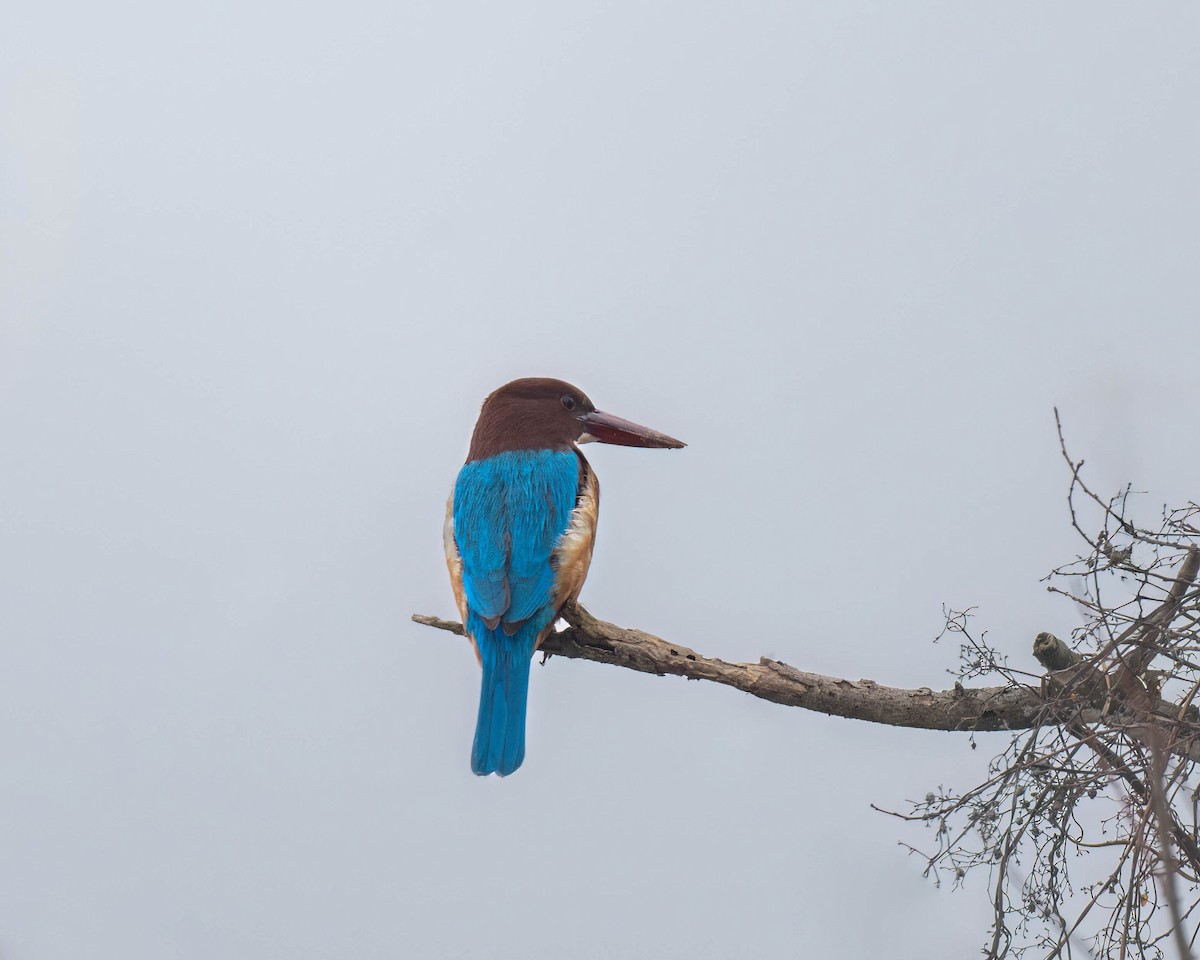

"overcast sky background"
[2, 3, 1198, 958]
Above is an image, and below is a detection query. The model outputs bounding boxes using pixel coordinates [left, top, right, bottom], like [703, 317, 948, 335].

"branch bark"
[411, 602, 1200, 761]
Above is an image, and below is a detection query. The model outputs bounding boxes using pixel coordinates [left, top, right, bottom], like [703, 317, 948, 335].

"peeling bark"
[415, 606, 1055, 734]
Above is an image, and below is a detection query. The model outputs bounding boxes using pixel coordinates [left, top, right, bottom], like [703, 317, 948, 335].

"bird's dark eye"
[561, 395, 576, 411]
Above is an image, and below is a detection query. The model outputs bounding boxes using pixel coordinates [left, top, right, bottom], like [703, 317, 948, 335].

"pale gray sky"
[2, 3, 1198, 958]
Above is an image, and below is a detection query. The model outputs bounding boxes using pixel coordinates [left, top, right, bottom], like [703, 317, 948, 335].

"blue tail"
[471, 620, 537, 776]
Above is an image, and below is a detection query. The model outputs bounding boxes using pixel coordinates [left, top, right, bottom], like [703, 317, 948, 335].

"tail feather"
[471, 620, 537, 776]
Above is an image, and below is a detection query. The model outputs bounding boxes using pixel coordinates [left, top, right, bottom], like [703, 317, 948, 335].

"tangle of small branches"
[879, 410, 1200, 959]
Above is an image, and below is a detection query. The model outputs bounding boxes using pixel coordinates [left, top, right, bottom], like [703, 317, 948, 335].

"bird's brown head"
[466, 377, 686, 462]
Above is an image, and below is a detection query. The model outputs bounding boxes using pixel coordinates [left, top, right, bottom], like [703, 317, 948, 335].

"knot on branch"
[1032, 632, 1082, 671]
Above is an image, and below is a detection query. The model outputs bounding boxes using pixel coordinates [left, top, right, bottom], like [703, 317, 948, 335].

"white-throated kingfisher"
[444, 378, 685, 776]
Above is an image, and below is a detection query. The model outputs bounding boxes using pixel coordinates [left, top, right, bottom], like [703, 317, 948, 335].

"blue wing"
[452, 449, 581, 633]
[452, 449, 582, 775]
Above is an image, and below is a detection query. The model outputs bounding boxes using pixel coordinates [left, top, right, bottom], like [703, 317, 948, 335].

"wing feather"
[451, 450, 584, 639]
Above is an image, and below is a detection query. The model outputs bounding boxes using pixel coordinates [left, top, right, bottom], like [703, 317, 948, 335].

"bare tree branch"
[411, 604, 1200, 764]
[415, 604, 1045, 731]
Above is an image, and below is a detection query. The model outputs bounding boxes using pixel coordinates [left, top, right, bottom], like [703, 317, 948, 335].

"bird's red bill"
[579, 410, 686, 449]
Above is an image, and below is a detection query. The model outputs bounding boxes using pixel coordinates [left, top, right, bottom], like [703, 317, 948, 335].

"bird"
[443, 377, 685, 776]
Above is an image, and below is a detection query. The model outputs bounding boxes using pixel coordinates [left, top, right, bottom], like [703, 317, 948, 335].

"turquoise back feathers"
[447, 449, 591, 776]
[454, 451, 580, 635]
